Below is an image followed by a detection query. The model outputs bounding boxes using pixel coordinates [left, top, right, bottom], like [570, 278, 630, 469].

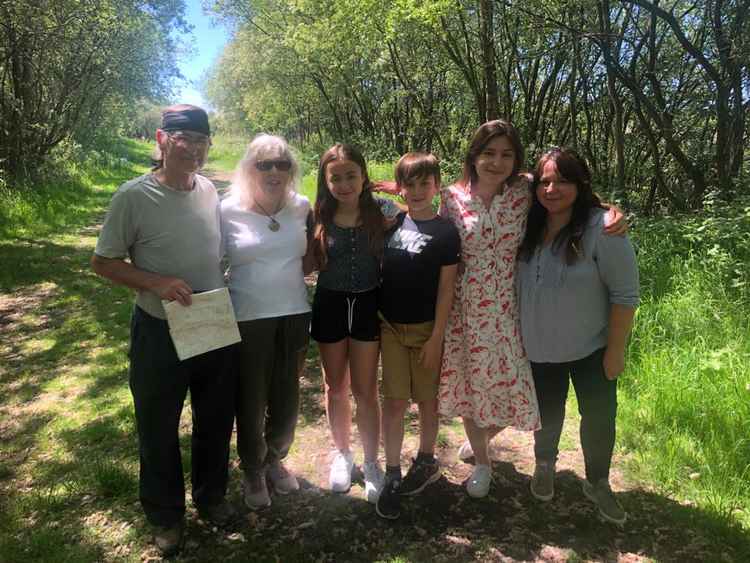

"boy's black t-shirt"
[379, 211, 461, 324]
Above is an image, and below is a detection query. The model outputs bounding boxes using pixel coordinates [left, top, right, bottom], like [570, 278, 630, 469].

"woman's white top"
[220, 192, 312, 322]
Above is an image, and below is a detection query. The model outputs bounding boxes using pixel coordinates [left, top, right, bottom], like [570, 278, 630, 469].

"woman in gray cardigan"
[517, 147, 639, 525]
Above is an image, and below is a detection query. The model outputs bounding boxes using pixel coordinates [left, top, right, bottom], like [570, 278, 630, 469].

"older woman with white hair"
[221, 133, 314, 509]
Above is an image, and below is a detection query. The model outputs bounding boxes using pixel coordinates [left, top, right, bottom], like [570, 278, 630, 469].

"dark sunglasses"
[255, 159, 292, 172]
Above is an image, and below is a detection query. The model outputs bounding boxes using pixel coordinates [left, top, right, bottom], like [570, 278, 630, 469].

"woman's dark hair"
[518, 147, 604, 264]
[313, 143, 385, 269]
[459, 119, 524, 188]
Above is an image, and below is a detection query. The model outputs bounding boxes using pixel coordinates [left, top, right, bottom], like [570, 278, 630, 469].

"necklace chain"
[254, 199, 281, 232]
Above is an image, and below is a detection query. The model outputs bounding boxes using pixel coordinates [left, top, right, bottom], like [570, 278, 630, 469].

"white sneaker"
[466, 464, 492, 498]
[362, 460, 384, 504]
[457, 440, 474, 461]
[329, 451, 354, 493]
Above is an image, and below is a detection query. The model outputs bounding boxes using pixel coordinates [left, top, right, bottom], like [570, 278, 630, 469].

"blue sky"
[173, 0, 230, 108]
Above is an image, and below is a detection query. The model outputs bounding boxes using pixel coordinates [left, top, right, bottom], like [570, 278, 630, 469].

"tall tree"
[0, 0, 187, 179]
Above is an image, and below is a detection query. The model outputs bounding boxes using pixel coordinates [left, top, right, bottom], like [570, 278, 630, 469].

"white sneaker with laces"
[362, 460, 384, 504]
[329, 450, 354, 493]
[466, 463, 492, 498]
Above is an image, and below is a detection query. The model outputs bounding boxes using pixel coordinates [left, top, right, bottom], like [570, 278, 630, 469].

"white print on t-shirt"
[388, 228, 432, 255]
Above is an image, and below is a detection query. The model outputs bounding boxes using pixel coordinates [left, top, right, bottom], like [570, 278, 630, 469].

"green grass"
[0, 138, 152, 240]
[1, 140, 149, 562]
[619, 205, 750, 531]
[205, 134, 247, 172]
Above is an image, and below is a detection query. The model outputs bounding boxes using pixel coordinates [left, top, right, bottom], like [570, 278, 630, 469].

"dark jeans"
[531, 347, 617, 483]
[235, 313, 311, 474]
[129, 306, 236, 527]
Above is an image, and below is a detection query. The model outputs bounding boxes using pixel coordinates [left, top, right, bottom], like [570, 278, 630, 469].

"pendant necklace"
[254, 200, 281, 232]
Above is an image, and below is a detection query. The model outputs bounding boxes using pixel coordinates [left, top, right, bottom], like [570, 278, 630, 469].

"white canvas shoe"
[329, 451, 354, 493]
[466, 464, 492, 498]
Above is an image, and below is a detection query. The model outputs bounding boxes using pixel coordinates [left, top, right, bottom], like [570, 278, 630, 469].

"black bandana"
[161, 107, 210, 136]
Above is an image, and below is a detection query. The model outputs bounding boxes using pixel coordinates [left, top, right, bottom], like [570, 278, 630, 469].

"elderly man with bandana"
[92, 104, 236, 555]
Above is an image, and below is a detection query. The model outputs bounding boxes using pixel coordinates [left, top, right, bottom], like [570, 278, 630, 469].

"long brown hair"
[519, 147, 604, 264]
[459, 119, 524, 188]
[312, 143, 385, 269]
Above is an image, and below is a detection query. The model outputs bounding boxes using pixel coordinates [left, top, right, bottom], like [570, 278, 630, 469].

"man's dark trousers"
[129, 306, 236, 527]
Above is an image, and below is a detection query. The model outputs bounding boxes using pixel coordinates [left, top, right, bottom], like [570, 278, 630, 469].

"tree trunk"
[479, 0, 499, 120]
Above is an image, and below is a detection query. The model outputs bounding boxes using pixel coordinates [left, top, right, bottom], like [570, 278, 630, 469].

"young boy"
[375, 152, 460, 520]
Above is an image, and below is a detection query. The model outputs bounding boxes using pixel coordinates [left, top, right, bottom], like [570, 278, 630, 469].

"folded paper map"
[163, 288, 241, 360]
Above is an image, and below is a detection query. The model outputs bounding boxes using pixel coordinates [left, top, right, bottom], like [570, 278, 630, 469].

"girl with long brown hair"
[309, 143, 399, 503]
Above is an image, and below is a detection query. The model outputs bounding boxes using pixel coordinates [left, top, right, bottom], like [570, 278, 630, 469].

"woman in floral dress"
[438, 120, 540, 498]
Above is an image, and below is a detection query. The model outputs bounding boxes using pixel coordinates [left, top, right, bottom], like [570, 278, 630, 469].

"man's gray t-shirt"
[95, 173, 224, 319]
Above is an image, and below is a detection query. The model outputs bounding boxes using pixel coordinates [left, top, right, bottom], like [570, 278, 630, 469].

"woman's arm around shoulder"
[374, 194, 404, 229]
[600, 202, 630, 236]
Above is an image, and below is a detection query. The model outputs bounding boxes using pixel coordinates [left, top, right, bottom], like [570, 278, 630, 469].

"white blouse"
[220, 192, 312, 322]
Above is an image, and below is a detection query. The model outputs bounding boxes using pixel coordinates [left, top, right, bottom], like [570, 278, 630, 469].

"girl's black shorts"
[310, 286, 380, 343]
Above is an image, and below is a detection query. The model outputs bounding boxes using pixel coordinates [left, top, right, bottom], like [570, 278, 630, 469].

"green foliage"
[204, 0, 749, 214]
[120, 100, 166, 140]
[634, 196, 750, 300]
[621, 197, 750, 528]
[0, 0, 188, 180]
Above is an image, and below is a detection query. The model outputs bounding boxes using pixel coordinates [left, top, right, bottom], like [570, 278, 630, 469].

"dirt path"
[1, 169, 747, 563]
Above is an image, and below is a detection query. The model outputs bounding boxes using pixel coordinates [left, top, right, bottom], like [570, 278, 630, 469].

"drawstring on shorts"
[345, 297, 357, 334]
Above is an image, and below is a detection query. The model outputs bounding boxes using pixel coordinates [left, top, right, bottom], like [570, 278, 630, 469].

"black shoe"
[399, 457, 441, 496]
[153, 521, 184, 556]
[197, 499, 237, 526]
[375, 475, 401, 520]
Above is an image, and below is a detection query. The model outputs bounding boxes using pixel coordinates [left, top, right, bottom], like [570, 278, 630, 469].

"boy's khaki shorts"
[380, 316, 439, 402]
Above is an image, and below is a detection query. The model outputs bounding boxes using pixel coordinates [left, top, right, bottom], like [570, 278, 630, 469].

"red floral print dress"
[437, 177, 540, 430]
